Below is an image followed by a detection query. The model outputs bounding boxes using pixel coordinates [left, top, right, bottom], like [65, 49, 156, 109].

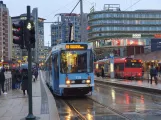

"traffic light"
[25, 21, 35, 48]
[12, 21, 24, 49]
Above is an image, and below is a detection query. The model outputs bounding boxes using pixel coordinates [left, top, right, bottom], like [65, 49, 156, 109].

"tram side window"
[49, 56, 52, 71]
[53, 54, 59, 80]
[90, 50, 93, 72]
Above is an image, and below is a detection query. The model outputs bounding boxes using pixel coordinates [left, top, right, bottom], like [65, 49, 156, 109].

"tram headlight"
[66, 80, 71, 84]
[86, 80, 90, 84]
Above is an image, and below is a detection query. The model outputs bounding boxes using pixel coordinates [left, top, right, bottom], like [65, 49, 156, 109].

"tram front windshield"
[60, 50, 93, 73]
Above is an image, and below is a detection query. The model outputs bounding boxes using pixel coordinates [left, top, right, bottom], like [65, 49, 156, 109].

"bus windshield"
[60, 50, 93, 73]
[125, 61, 142, 68]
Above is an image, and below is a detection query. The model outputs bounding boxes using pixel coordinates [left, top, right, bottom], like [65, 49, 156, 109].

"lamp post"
[110, 53, 114, 79]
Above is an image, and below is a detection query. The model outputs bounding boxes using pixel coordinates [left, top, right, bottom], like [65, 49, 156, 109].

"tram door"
[52, 53, 59, 91]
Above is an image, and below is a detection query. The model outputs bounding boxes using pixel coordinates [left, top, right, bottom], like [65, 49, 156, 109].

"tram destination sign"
[65, 44, 87, 50]
[151, 39, 161, 52]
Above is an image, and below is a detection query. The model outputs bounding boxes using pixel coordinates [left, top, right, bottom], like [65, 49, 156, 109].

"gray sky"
[3, 0, 161, 46]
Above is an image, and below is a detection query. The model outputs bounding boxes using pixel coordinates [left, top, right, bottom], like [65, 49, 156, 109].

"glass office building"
[51, 13, 80, 46]
[88, 4, 161, 59]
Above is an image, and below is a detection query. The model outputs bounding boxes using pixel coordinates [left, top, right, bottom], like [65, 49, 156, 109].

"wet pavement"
[91, 83, 161, 120]
[96, 76, 161, 88]
[56, 82, 161, 120]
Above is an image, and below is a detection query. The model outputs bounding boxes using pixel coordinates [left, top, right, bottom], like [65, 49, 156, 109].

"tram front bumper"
[59, 84, 94, 88]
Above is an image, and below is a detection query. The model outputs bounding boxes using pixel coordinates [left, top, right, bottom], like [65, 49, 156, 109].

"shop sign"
[132, 34, 141, 38]
[154, 34, 161, 38]
[126, 39, 144, 46]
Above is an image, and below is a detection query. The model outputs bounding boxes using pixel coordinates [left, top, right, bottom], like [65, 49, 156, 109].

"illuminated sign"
[132, 34, 141, 38]
[65, 44, 87, 50]
[131, 60, 137, 62]
[154, 34, 161, 38]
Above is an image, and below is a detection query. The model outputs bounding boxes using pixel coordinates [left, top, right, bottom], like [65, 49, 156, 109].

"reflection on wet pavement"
[65, 97, 126, 120]
[55, 96, 126, 120]
[55, 97, 81, 120]
[93, 83, 161, 120]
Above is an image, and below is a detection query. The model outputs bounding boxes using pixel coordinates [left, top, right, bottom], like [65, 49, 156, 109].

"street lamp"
[109, 53, 114, 79]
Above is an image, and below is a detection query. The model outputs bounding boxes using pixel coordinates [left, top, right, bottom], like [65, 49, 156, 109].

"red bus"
[94, 57, 143, 78]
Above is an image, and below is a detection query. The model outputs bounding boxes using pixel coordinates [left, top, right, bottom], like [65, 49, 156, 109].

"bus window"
[119, 63, 124, 70]
[115, 63, 124, 71]
[104, 63, 108, 72]
[125, 60, 142, 68]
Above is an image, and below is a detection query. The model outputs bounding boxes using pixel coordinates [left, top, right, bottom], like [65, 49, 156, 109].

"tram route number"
[76, 76, 81, 79]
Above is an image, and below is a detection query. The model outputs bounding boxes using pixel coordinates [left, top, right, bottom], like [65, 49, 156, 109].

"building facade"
[37, 18, 45, 62]
[88, 4, 161, 59]
[0, 1, 12, 63]
[51, 13, 81, 46]
[32, 8, 46, 63]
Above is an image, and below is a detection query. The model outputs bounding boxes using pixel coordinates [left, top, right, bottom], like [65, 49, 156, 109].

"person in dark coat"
[0, 68, 6, 94]
[101, 67, 105, 78]
[21, 69, 28, 95]
[11, 69, 17, 89]
[33, 69, 38, 81]
[15, 69, 21, 89]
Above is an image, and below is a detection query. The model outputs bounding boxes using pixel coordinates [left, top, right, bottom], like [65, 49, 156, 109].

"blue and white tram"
[45, 42, 94, 96]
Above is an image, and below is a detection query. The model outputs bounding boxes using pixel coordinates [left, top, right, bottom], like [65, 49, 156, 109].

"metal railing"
[0, 74, 12, 95]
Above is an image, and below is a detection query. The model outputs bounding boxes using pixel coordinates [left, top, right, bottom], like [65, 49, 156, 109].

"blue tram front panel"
[58, 73, 94, 96]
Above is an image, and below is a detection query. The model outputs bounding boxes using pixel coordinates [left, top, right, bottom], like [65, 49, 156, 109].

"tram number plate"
[76, 76, 81, 79]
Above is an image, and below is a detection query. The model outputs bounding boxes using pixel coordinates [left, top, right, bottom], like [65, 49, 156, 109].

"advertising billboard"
[151, 39, 161, 52]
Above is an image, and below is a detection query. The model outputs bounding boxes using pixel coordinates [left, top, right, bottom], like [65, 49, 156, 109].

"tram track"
[87, 97, 132, 120]
[63, 99, 87, 120]
[63, 96, 132, 120]
[46, 84, 85, 120]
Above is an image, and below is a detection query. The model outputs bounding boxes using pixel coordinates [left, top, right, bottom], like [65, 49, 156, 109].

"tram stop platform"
[0, 71, 60, 120]
[95, 76, 161, 94]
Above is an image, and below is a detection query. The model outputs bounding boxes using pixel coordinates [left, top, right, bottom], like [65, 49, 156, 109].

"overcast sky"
[3, 0, 161, 46]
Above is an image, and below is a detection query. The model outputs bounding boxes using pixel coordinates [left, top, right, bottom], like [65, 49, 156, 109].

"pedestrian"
[21, 69, 28, 95]
[101, 66, 105, 78]
[15, 69, 21, 89]
[0, 68, 7, 94]
[11, 69, 17, 89]
[159, 65, 161, 77]
[150, 65, 158, 84]
[34, 69, 38, 81]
